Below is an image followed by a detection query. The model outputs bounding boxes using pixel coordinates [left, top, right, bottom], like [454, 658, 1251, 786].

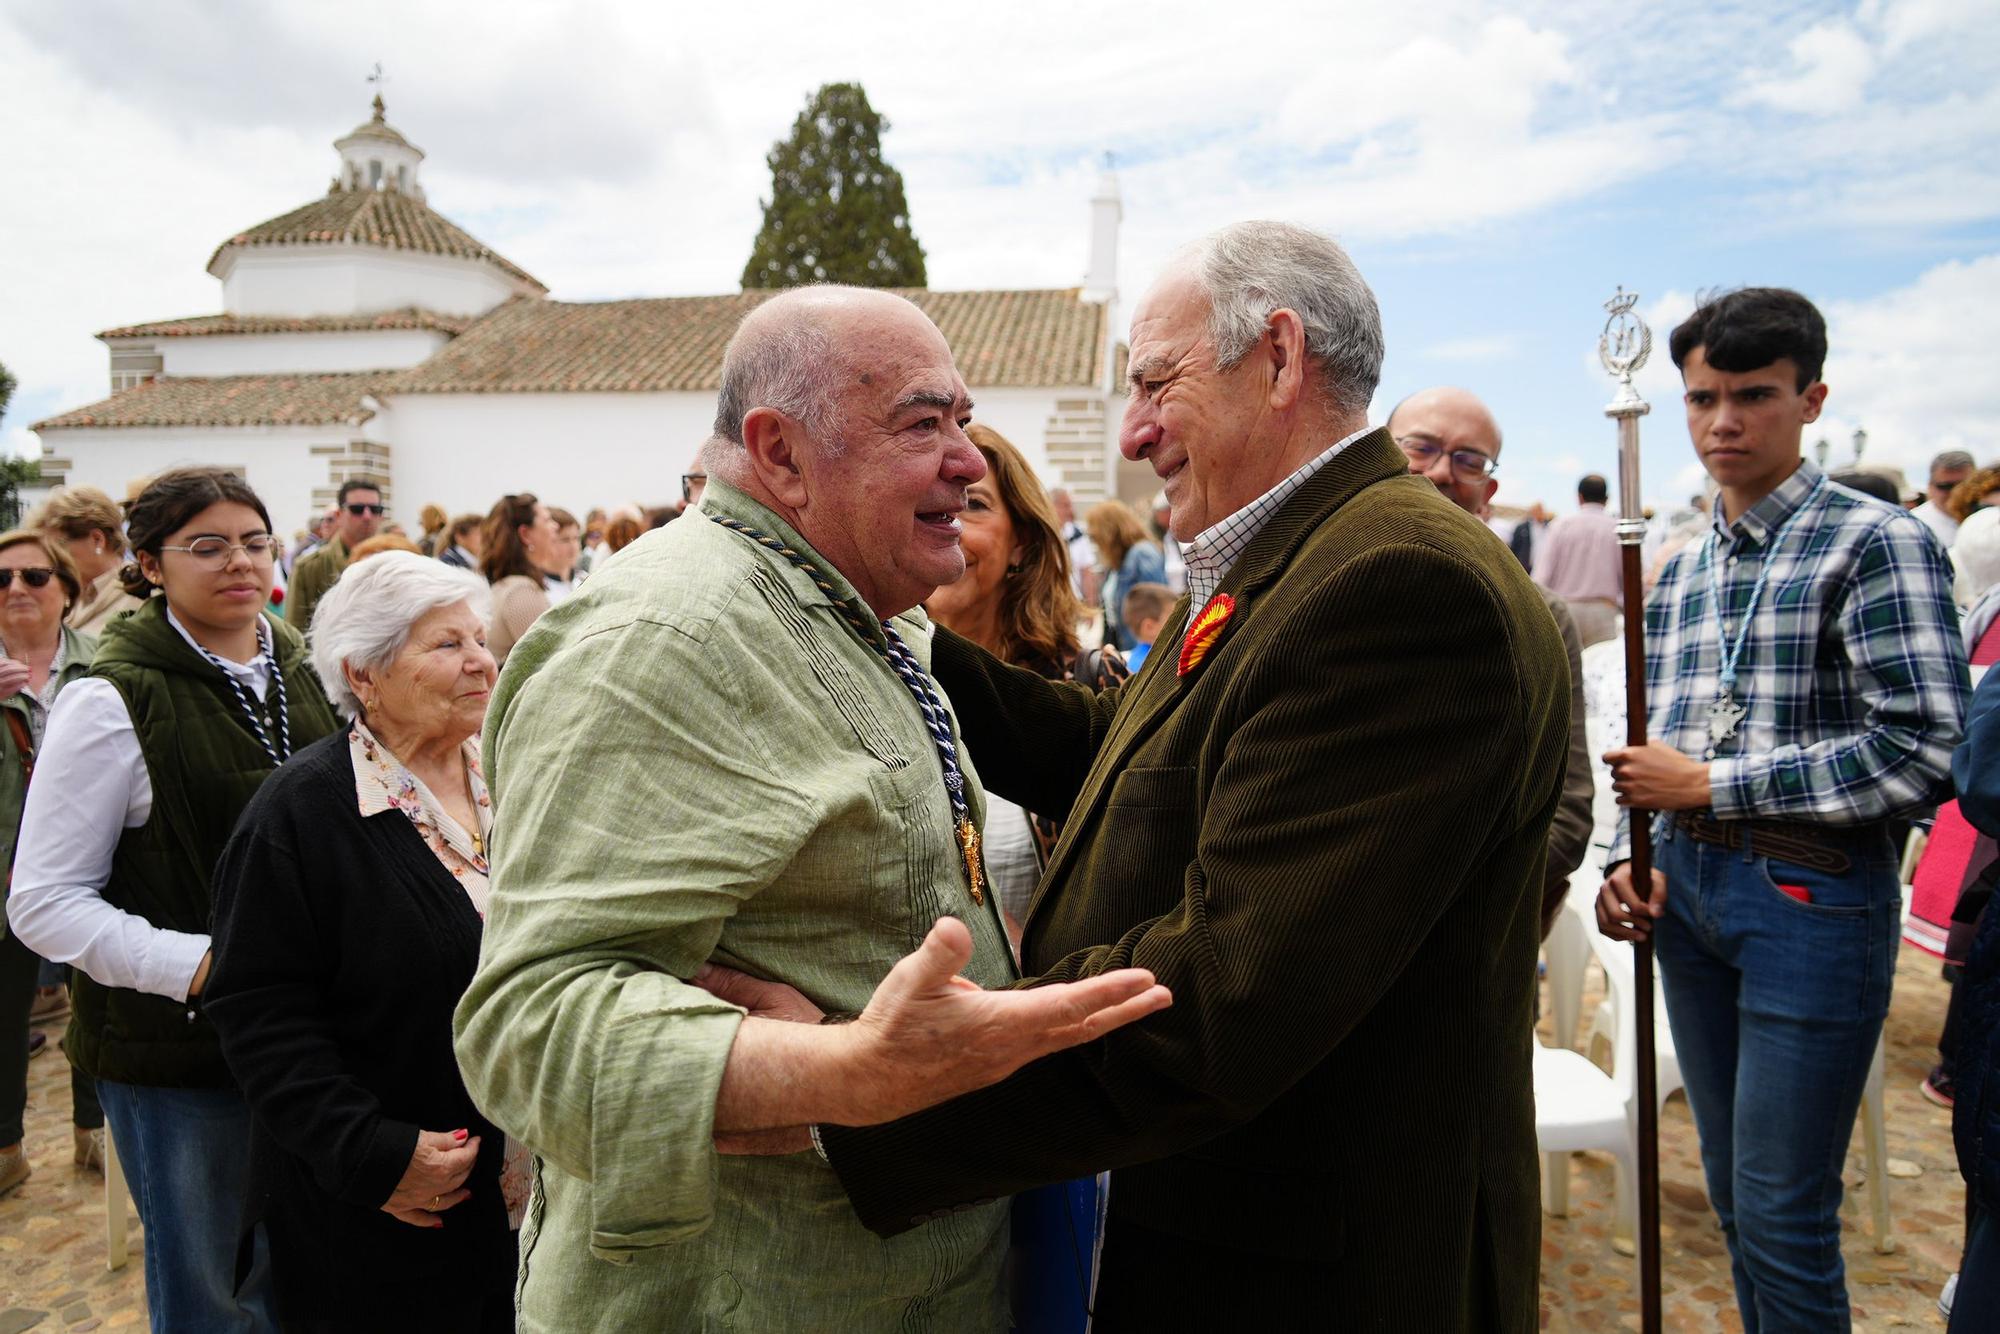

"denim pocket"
[1753, 854, 1872, 916]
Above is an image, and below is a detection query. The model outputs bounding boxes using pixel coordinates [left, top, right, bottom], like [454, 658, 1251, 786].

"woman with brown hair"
[0, 530, 103, 1198]
[924, 424, 1126, 947]
[35, 486, 141, 636]
[415, 503, 450, 558]
[479, 493, 564, 666]
[1086, 498, 1166, 652]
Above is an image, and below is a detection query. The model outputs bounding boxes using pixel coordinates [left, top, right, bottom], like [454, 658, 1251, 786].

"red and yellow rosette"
[1177, 593, 1237, 678]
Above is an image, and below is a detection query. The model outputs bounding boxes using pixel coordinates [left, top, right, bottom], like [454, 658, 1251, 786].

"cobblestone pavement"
[0, 947, 1964, 1331]
[1538, 945, 1961, 1332]
[0, 1025, 146, 1332]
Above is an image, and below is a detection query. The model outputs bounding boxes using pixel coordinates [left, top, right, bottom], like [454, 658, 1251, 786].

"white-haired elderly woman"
[203, 551, 521, 1333]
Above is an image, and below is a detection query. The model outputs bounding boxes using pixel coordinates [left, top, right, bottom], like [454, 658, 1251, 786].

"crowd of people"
[0, 218, 1995, 1334]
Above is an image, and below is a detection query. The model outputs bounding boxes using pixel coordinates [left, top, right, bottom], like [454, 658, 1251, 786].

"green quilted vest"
[66, 597, 337, 1087]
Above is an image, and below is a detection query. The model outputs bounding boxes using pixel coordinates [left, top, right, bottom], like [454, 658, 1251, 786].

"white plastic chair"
[1586, 929, 1684, 1118]
[1533, 1036, 1638, 1253]
[1543, 874, 1593, 1052]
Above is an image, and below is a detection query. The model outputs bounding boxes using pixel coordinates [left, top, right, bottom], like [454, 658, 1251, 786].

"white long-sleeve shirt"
[8, 610, 271, 1003]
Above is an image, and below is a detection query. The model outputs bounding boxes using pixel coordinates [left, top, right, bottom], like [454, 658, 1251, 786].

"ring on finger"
[430, 1194, 442, 1211]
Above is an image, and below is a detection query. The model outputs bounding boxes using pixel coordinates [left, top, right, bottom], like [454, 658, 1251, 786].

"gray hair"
[1933, 449, 1977, 476]
[308, 550, 491, 718]
[711, 305, 841, 449]
[1186, 221, 1384, 417]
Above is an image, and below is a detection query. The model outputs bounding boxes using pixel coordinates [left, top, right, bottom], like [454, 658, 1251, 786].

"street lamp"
[1814, 437, 1831, 468]
[1852, 427, 1868, 463]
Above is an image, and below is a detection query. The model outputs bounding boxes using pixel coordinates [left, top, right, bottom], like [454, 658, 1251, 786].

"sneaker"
[28, 987, 67, 1023]
[72, 1127, 103, 1175]
[1940, 1271, 1958, 1319]
[0, 1145, 29, 1198]
[1922, 1067, 1956, 1108]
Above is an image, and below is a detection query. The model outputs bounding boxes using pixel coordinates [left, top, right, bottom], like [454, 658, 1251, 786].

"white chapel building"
[35, 97, 1138, 530]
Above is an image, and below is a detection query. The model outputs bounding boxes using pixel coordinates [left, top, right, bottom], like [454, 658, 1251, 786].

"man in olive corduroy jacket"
[813, 224, 1570, 1331]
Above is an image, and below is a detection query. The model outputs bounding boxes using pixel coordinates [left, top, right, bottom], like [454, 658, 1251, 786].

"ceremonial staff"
[1600, 288, 1662, 1333]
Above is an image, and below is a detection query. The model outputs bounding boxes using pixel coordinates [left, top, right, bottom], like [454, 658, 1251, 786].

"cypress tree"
[741, 83, 927, 289]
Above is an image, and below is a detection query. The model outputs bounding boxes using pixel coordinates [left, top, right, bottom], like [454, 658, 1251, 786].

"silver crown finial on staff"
[1601, 287, 1653, 420]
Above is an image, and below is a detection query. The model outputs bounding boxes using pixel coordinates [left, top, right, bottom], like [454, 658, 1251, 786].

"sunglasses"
[0, 568, 56, 590]
[346, 503, 386, 516]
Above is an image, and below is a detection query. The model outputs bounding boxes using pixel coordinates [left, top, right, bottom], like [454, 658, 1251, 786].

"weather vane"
[367, 62, 387, 111]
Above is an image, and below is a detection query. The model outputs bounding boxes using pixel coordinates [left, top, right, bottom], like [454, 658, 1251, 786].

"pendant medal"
[955, 817, 986, 906]
[1705, 692, 1747, 759]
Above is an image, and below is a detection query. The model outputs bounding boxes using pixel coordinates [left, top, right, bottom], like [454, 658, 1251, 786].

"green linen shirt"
[454, 479, 1015, 1332]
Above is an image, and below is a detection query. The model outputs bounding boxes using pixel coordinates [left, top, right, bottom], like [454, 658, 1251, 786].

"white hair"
[308, 551, 491, 717]
[1185, 220, 1384, 417]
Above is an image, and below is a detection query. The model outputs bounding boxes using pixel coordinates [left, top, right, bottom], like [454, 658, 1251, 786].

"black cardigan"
[206, 729, 514, 1331]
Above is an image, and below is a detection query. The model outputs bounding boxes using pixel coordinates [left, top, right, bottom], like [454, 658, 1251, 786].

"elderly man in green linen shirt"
[452, 286, 1170, 1331]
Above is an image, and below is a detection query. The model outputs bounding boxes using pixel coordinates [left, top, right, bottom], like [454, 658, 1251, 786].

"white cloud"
[1736, 20, 1877, 116]
[1816, 253, 2000, 477]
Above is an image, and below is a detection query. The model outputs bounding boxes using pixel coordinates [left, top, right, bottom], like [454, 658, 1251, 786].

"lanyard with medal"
[1697, 475, 1823, 760]
[707, 513, 986, 905]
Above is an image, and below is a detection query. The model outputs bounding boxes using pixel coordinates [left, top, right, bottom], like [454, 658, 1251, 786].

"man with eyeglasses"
[1914, 449, 1976, 548]
[1534, 473, 1623, 647]
[286, 478, 384, 635]
[1391, 385, 1594, 934]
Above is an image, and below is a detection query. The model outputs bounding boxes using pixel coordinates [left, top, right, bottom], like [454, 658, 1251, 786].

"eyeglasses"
[1396, 437, 1499, 481]
[160, 535, 279, 566]
[346, 503, 387, 516]
[0, 568, 55, 590]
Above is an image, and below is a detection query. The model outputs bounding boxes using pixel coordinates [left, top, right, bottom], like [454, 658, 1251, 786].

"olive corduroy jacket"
[823, 429, 1570, 1331]
[66, 597, 337, 1087]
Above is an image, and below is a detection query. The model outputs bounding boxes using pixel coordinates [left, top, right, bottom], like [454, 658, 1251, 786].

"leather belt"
[1672, 812, 1855, 876]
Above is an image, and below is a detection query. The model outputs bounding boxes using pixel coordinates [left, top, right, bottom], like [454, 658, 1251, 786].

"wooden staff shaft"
[1616, 422, 1664, 1334]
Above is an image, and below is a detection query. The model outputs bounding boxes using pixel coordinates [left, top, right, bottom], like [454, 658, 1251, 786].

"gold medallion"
[955, 817, 986, 906]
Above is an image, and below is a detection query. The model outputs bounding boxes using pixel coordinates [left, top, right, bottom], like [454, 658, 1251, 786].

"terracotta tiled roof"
[208, 188, 545, 292]
[31, 373, 377, 431]
[388, 289, 1113, 394]
[99, 308, 471, 339]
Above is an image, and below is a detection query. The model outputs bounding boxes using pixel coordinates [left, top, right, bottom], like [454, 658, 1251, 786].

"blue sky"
[2, 0, 1994, 514]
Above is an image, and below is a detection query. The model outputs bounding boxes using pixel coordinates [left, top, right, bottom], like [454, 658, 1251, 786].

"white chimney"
[1080, 156, 1121, 305]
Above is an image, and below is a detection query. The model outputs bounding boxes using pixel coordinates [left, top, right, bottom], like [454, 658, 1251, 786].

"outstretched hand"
[706, 917, 1173, 1139]
[838, 916, 1171, 1125]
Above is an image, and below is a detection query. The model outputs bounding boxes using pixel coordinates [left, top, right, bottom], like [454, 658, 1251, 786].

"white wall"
[152, 328, 451, 376]
[960, 386, 1062, 480]
[217, 245, 525, 319]
[37, 425, 339, 534]
[376, 391, 710, 519]
[36, 380, 1122, 537]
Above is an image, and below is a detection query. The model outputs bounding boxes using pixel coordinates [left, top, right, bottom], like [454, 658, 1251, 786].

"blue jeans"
[97, 1080, 275, 1333]
[1652, 820, 1899, 1333]
[1953, 1206, 1998, 1330]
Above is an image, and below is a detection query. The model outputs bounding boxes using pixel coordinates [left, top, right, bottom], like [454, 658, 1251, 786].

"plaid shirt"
[1609, 456, 1968, 864]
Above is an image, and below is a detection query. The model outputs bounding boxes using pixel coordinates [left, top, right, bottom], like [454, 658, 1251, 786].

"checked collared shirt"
[1609, 456, 1968, 864]
[1182, 425, 1373, 611]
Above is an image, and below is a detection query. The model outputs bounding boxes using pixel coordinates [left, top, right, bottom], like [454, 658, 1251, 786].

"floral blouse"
[348, 722, 527, 1225]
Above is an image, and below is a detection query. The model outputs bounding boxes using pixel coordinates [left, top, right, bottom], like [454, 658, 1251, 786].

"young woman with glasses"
[8, 467, 337, 1332]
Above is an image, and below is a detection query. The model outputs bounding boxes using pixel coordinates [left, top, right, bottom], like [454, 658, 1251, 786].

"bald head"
[1387, 385, 1504, 515]
[711, 286, 949, 455]
[1387, 386, 1502, 458]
